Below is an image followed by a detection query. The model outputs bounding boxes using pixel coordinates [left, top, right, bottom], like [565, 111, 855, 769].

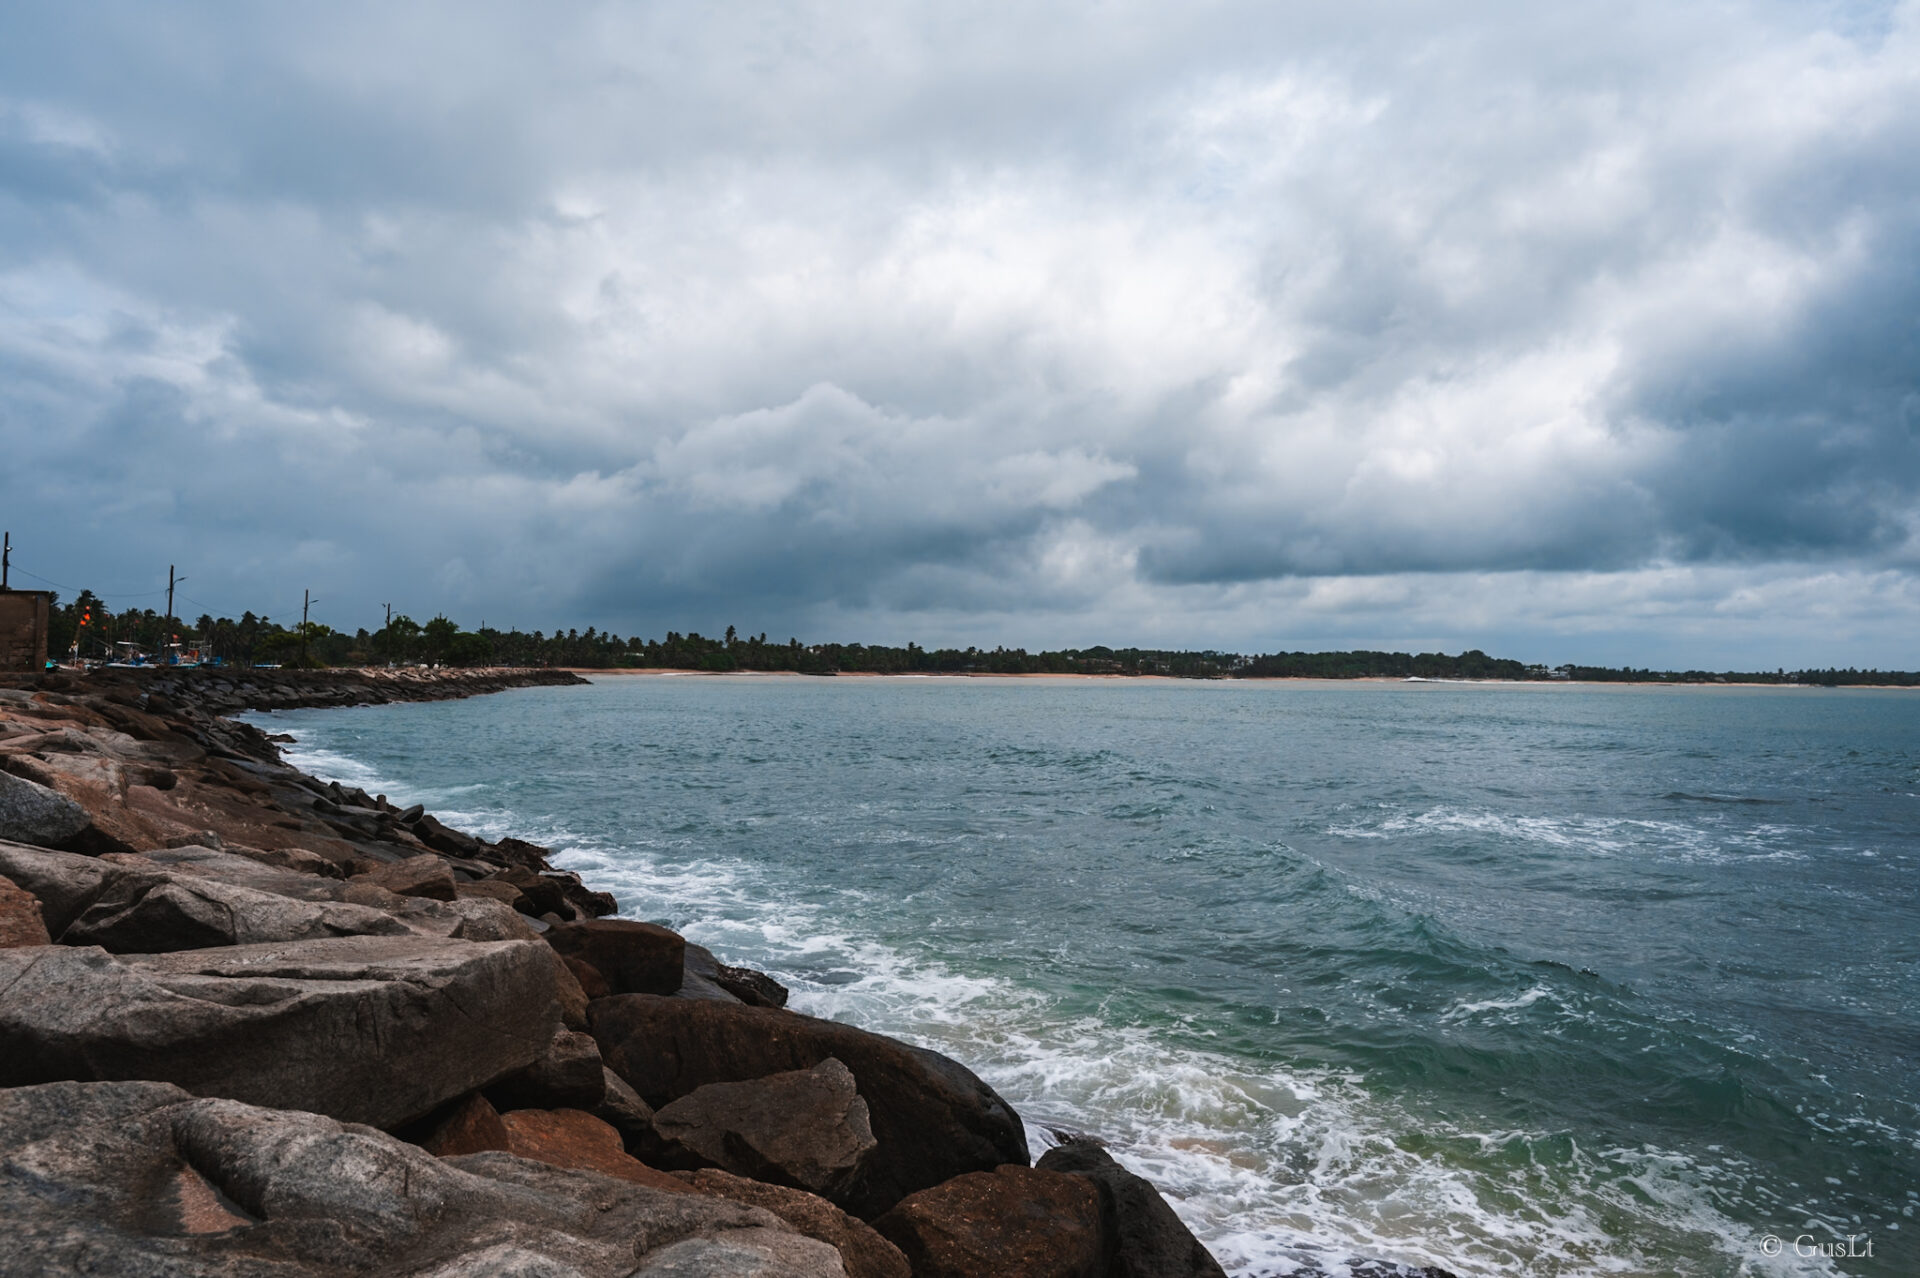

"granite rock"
[0, 935, 558, 1129]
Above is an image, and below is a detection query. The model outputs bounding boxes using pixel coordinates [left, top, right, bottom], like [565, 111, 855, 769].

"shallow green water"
[254, 677, 1919, 1276]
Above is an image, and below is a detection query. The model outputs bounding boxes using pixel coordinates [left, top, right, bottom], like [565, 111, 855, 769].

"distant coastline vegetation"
[42, 589, 1917, 687]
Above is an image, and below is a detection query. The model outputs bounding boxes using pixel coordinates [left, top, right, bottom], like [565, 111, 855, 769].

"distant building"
[0, 590, 52, 671]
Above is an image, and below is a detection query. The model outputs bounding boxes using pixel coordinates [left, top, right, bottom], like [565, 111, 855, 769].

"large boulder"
[0, 770, 89, 849]
[1036, 1141, 1227, 1278]
[0, 935, 559, 1129]
[0, 841, 536, 953]
[651, 1058, 876, 1202]
[872, 1165, 1107, 1278]
[591, 995, 1028, 1219]
[546, 919, 686, 995]
[0, 1080, 849, 1276]
[62, 869, 417, 952]
[678, 1168, 910, 1278]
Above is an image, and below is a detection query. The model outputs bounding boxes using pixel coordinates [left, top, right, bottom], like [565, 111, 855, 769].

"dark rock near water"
[678, 943, 790, 1007]
[1038, 1139, 1227, 1278]
[591, 994, 1029, 1219]
[548, 918, 687, 996]
[680, 941, 745, 1002]
[678, 1168, 911, 1278]
[651, 1057, 877, 1202]
[873, 1164, 1107, 1278]
[0, 1080, 844, 1276]
[492, 865, 576, 919]
[0, 935, 558, 1129]
[0, 769, 91, 849]
[717, 960, 791, 1008]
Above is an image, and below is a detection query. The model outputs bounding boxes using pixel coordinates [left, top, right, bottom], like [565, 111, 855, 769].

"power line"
[5, 565, 168, 598]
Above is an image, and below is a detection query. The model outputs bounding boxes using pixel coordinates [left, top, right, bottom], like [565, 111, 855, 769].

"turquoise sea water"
[250, 677, 1919, 1277]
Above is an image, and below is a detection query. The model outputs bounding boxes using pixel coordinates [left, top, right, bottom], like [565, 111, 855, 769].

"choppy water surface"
[253, 677, 1919, 1276]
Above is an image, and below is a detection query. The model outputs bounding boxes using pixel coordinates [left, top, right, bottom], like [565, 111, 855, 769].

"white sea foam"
[264, 716, 1844, 1278]
[1328, 804, 1812, 867]
[1443, 985, 1554, 1020]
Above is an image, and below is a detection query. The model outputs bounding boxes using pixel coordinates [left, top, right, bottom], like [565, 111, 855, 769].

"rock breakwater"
[0, 667, 1251, 1277]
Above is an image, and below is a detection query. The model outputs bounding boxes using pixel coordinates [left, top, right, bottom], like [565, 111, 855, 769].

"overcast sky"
[2, 2, 1916, 667]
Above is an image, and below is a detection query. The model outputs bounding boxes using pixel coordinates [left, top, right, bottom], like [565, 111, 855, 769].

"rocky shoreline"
[0, 666, 1454, 1278]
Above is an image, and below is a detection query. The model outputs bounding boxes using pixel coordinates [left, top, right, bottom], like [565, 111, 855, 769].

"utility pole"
[302, 589, 319, 666]
[165, 565, 186, 662]
[2, 530, 9, 589]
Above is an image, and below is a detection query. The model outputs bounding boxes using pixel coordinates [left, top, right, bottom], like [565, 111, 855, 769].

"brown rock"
[681, 1167, 910, 1278]
[454, 879, 530, 911]
[0, 874, 50, 947]
[349, 854, 457, 901]
[873, 1165, 1107, 1278]
[420, 1092, 511, 1157]
[547, 918, 686, 996]
[591, 994, 1028, 1219]
[552, 948, 592, 1029]
[498, 1108, 695, 1195]
[491, 865, 574, 919]
[651, 1057, 876, 1202]
[565, 954, 611, 999]
[717, 960, 791, 1008]
[1037, 1140, 1227, 1277]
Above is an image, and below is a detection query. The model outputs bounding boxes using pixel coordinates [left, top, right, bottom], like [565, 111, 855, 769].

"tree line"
[35, 590, 1919, 684]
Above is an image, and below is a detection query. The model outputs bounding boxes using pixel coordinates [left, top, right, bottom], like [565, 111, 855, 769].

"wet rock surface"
[872, 1164, 1108, 1278]
[1037, 1139, 1228, 1278]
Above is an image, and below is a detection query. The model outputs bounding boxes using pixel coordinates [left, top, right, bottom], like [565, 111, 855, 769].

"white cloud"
[0, 1, 1916, 663]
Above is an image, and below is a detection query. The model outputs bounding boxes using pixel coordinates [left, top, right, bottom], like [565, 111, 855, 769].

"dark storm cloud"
[2, 1, 1917, 664]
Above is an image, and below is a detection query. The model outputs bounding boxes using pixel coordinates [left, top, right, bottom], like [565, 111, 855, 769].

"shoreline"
[566, 666, 1916, 689]
[0, 665, 1402, 1277]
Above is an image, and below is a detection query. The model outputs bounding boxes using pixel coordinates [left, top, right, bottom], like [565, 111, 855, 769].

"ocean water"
[248, 677, 1919, 1277]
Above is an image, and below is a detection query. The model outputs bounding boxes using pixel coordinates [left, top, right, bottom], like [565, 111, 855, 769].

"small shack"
[0, 590, 52, 671]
